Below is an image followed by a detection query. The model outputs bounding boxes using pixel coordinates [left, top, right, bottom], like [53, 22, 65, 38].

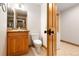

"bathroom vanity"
[7, 8, 30, 56]
[7, 30, 29, 55]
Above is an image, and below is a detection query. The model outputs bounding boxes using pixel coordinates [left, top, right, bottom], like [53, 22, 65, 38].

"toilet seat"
[33, 39, 42, 45]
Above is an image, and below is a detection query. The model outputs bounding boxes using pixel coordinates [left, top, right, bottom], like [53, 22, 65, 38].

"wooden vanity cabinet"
[7, 8, 29, 56]
[7, 31, 29, 56]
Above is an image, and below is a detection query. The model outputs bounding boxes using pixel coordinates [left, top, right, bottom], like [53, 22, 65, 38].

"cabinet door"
[7, 36, 16, 55]
[22, 36, 29, 53]
[15, 36, 24, 55]
[15, 36, 29, 55]
[7, 32, 29, 56]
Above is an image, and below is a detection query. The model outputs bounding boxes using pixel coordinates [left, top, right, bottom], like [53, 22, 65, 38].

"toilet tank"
[31, 33, 40, 40]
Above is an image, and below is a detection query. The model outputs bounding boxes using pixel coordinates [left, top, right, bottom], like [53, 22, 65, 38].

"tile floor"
[23, 41, 79, 56]
[23, 47, 47, 56]
[57, 41, 79, 56]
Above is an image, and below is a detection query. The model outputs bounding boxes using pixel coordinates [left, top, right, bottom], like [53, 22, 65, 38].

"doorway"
[56, 3, 79, 56]
[7, 3, 47, 56]
[6, 3, 57, 56]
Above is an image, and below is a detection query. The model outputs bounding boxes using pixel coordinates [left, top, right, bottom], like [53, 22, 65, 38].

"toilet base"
[35, 46, 42, 54]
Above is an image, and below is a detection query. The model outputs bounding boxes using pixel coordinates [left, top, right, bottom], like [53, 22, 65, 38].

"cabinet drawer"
[8, 32, 29, 36]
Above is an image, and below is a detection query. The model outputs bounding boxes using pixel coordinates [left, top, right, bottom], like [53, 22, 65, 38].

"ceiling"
[8, 3, 79, 13]
[56, 3, 79, 13]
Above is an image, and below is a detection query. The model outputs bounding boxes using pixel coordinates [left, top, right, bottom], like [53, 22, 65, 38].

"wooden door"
[47, 3, 57, 56]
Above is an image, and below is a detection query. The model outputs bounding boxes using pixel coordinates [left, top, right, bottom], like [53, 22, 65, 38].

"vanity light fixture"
[15, 4, 25, 10]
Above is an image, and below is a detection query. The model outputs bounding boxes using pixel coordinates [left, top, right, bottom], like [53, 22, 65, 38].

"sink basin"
[12, 29, 26, 31]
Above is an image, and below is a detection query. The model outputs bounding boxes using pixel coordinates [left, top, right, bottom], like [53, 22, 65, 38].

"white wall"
[57, 16, 60, 49]
[60, 5, 79, 45]
[24, 4, 41, 35]
[41, 4, 47, 47]
[0, 4, 7, 55]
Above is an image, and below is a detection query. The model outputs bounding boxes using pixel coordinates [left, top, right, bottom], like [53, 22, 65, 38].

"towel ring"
[0, 3, 6, 12]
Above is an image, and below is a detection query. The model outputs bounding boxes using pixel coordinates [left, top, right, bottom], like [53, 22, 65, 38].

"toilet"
[31, 33, 42, 53]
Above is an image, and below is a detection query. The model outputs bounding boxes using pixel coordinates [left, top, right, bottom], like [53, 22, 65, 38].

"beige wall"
[60, 5, 79, 45]
[24, 4, 41, 35]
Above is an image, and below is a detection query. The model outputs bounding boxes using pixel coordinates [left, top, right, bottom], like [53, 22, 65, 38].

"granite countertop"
[7, 29, 29, 32]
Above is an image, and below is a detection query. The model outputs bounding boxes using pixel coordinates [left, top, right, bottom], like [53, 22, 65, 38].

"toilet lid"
[33, 40, 42, 44]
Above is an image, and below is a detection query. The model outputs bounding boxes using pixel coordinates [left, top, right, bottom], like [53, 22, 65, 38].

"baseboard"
[42, 45, 47, 49]
[61, 40, 79, 47]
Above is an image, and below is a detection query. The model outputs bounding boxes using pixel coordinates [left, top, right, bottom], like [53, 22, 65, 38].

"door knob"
[51, 31, 54, 34]
[44, 29, 54, 35]
[44, 30, 47, 33]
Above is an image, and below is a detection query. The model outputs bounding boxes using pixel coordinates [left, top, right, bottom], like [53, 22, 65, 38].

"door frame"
[47, 3, 57, 56]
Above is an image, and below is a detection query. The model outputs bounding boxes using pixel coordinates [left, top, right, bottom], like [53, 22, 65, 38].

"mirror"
[7, 8, 14, 29]
[7, 8, 27, 30]
[16, 9, 27, 29]
[17, 19, 25, 29]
